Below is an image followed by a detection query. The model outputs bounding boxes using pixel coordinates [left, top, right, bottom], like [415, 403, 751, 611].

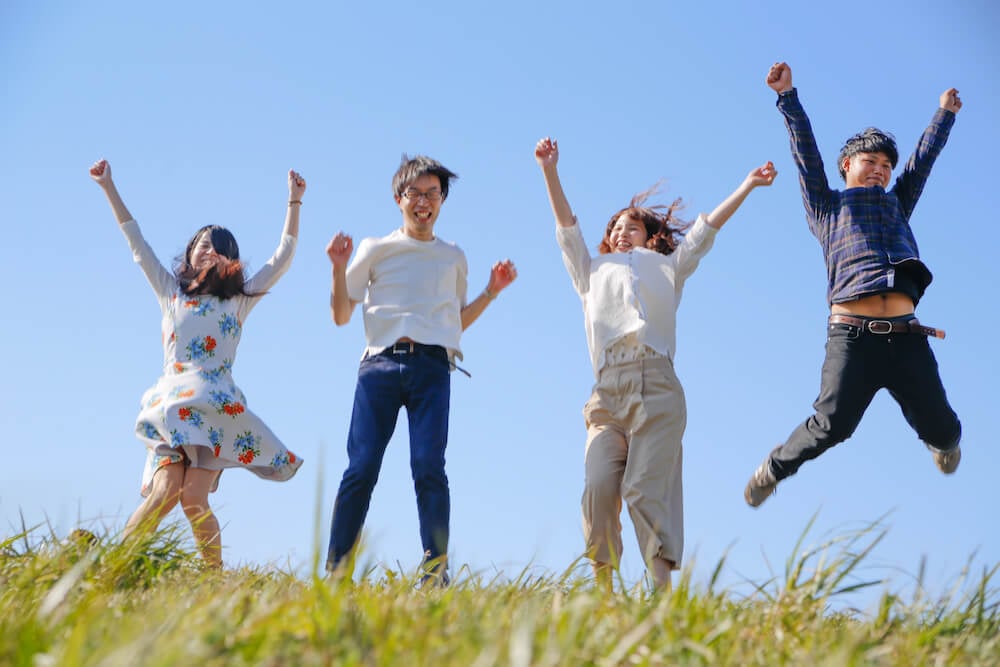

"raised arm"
[893, 88, 961, 219]
[534, 137, 576, 228]
[768, 61, 834, 221]
[326, 232, 356, 325]
[284, 169, 306, 239]
[705, 162, 778, 230]
[91, 159, 175, 298]
[460, 259, 518, 330]
[90, 159, 135, 224]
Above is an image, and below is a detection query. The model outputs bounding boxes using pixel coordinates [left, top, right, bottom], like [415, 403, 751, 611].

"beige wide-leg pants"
[582, 355, 686, 569]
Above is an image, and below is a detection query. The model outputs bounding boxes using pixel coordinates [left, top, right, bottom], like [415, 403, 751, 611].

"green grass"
[2, 517, 998, 666]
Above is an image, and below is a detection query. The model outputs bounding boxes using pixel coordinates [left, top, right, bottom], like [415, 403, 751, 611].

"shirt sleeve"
[345, 237, 377, 303]
[669, 214, 719, 282]
[119, 219, 176, 304]
[778, 88, 836, 231]
[244, 233, 297, 294]
[892, 108, 955, 221]
[555, 219, 592, 296]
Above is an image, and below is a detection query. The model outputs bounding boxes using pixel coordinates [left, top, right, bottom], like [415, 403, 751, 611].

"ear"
[841, 156, 853, 175]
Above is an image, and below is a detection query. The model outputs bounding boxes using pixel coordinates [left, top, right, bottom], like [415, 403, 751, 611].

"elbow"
[333, 312, 350, 326]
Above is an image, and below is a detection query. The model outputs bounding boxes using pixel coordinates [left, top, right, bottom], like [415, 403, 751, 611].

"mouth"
[615, 242, 632, 251]
[415, 210, 432, 221]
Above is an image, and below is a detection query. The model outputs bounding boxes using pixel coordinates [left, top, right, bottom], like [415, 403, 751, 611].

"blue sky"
[3, 0, 998, 606]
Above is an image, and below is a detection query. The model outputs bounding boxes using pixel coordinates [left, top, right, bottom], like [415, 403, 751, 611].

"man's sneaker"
[744, 458, 778, 507]
[931, 445, 961, 474]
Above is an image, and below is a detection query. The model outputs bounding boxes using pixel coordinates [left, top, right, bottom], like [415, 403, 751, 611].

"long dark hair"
[174, 225, 263, 299]
[598, 182, 691, 256]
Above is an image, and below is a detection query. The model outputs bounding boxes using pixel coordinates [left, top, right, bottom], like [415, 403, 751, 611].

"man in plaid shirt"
[745, 61, 964, 507]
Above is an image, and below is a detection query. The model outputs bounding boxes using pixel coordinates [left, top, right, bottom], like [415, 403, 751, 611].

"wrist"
[288, 199, 303, 206]
[483, 287, 498, 300]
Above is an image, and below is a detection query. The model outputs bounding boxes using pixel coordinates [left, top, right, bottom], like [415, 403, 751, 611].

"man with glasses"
[324, 154, 517, 583]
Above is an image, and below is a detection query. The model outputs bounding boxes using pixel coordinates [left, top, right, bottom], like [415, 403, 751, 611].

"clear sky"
[3, 0, 998, 607]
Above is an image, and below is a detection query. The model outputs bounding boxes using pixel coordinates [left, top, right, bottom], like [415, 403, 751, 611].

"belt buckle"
[392, 341, 415, 354]
[866, 320, 893, 334]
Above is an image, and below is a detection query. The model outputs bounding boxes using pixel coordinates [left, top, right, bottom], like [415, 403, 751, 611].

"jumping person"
[744, 62, 963, 508]
[91, 159, 306, 567]
[535, 137, 776, 590]
[325, 154, 517, 583]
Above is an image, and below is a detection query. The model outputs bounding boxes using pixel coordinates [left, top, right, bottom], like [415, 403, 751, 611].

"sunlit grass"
[2, 516, 998, 666]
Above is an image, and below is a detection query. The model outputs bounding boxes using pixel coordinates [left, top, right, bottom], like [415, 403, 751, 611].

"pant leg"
[620, 357, 686, 568]
[327, 354, 402, 569]
[769, 323, 881, 480]
[581, 373, 628, 565]
[885, 333, 962, 451]
[403, 349, 452, 563]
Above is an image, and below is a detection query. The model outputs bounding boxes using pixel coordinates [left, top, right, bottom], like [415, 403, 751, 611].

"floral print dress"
[121, 219, 303, 497]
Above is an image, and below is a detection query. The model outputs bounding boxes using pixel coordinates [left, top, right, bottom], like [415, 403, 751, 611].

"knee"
[584, 467, 620, 506]
[180, 489, 210, 519]
[148, 472, 183, 509]
[410, 449, 446, 482]
[812, 410, 860, 445]
[343, 453, 383, 487]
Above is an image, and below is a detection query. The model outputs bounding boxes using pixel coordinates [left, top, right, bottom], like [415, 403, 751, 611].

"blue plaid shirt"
[777, 88, 955, 306]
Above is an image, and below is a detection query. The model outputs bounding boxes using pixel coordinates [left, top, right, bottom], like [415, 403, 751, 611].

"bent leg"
[124, 461, 184, 539]
[620, 358, 686, 575]
[180, 467, 223, 568]
[769, 327, 880, 479]
[887, 335, 961, 451]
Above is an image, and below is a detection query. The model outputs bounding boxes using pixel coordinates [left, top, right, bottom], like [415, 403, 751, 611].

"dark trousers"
[327, 344, 452, 571]
[769, 316, 961, 480]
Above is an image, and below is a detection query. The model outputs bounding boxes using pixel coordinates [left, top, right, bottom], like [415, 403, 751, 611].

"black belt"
[385, 341, 446, 355]
[828, 314, 946, 339]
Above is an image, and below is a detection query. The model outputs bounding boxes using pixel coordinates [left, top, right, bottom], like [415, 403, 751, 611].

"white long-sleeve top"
[346, 228, 469, 360]
[556, 214, 718, 376]
[120, 219, 297, 317]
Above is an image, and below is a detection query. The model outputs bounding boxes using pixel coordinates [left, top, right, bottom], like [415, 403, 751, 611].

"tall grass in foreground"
[2, 518, 998, 666]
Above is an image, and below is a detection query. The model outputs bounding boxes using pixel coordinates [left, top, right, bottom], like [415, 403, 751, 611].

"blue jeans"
[768, 315, 961, 480]
[327, 344, 452, 571]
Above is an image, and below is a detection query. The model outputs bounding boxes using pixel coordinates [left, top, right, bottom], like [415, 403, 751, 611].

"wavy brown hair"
[174, 225, 264, 299]
[597, 182, 691, 256]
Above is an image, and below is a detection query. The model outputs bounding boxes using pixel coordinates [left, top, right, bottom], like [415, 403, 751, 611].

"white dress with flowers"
[120, 219, 303, 497]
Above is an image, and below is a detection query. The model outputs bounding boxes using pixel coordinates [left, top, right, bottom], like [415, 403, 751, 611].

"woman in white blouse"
[534, 137, 775, 591]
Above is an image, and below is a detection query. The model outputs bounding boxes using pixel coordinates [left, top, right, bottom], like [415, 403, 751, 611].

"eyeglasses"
[401, 188, 443, 202]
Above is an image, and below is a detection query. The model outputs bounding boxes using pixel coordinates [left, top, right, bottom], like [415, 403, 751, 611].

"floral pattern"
[218, 313, 242, 338]
[183, 298, 214, 317]
[185, 335, 217, 361]
[134, 287, 302, 498]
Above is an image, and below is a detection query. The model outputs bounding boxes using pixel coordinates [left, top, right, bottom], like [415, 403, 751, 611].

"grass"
[2, 516, 998, 666]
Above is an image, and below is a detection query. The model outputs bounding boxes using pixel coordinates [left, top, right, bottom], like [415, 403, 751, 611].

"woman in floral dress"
[90, 159, 306, 567]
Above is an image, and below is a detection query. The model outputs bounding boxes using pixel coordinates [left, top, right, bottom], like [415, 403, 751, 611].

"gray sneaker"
[931, 445, 961, 474]
[744, 458, 778, 507]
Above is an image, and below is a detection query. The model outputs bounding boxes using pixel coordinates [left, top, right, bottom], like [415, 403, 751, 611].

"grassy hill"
[3, 519, 998, 666]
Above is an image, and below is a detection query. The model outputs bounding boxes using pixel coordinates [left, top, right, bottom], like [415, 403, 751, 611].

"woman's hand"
[89, 159, 113, 188]
[534, 137, 559, 169]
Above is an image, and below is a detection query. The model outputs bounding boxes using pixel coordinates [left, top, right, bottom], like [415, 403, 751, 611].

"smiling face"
[188, 230, 217, 269]
[607, 213, 649, 253]
[842, 151, 893, 189]
[396, 173, 444, 241]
